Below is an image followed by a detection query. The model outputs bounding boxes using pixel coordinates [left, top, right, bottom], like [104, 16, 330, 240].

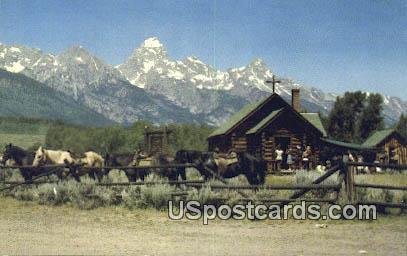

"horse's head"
[32, 146, 46, 167]
[2, 143, 16, 165]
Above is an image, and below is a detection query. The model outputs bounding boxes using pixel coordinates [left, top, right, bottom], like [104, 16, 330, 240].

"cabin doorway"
[275, 136, 290, 169]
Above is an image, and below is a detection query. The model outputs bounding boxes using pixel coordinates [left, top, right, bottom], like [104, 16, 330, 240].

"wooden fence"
[0, 163, 343, 204]
[0, 161, 406, 209]
[345, 162, 407, 209]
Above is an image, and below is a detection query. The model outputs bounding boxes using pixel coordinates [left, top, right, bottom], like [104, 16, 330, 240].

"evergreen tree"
[357, 93, 384, 142]
[396, 113, 407, 139]
[327, 91, 366, 142]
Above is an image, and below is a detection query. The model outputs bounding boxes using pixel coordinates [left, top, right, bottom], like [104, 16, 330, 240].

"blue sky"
[0, 0, 406, 98]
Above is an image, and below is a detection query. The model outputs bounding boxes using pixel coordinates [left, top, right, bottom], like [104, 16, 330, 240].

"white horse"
[32, 146, 76, 167]
[32, 146, 77, 180]
[76, 151, 105, 181]
[78, 151, 104, 168]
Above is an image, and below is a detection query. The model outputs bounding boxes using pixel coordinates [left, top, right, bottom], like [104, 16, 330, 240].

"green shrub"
[185, 168, 202, 180]
[294, 170, 337, 185]
[121, 186, 142, 209]
[187, 184, 225, 206]
[12, 187, 38, 201]
[37, 184, 68, 205]
[294, 170, 338, 199]
[139, 183, 173, 209]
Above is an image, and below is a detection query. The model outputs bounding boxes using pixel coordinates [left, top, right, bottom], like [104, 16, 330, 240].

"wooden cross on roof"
[265, 75, 281, 94]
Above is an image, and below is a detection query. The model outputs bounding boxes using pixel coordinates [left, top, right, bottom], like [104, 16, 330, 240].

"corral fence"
[345, 162, 407, 209]
[0, 161, 406, 209]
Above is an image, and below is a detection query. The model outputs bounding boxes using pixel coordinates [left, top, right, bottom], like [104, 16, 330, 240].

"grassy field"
[266, 171, 407, 186]
[0, 196, 405, 255]
[0, 132, 46, 150]
[0, 169, 406, 254]
[355, 172, 407, 186]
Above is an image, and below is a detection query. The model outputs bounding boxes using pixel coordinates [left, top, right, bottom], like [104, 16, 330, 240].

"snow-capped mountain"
[118, 38, 406, 124]
[0, 38, 406, 126]
[118, 37, 230, 90]
[0, 42, 202, 124]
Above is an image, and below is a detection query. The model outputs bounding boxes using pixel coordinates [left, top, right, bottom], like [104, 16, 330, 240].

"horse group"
[0, 144, 267, 185]
[1, 144, 105, 182]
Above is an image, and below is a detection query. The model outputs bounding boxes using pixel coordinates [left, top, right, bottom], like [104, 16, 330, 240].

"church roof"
[300, 113, 327, 137]
[208, 93, 326, 138]
[246, 108, 284, 135]
[208, 94, 279, 138]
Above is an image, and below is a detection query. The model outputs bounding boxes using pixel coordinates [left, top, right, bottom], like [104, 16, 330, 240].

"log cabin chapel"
[207, 89, 327, 172]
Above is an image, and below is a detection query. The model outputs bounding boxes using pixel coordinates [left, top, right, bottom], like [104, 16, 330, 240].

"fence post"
[344, 162, 356, 203]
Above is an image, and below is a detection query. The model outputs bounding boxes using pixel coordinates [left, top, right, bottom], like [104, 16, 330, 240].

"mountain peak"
[64, 45, 91, 55]
[249, 58, 266, 67]
[184, 56, 205, 65]
[141, 37, 164, 48]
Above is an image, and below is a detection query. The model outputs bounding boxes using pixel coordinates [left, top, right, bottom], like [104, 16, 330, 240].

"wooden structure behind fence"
[144, 126, 172, 155]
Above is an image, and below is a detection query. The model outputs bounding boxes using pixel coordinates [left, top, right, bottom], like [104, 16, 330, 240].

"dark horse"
[175, 150, 266, 185]
[1, 144, 52, 182]
[104, 153, 142, 181]
[174, 150, 212, 180]
[104, 152, 179, 182]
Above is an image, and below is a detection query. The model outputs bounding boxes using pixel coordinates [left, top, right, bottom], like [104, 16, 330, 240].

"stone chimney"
[291, 88, 301, 112]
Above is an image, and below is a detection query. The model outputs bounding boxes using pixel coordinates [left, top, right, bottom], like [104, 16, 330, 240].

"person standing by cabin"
[302, 146, 312, 170]
[295, 145, 302, 169]
[286, 149, 294, 171]
[275, 145, 283, 171]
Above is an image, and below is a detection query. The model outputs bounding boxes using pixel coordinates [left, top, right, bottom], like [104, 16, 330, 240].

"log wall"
[380, 135, 407, 165]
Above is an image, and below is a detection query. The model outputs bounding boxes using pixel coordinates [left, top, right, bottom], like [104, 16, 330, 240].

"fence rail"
[346, 162, 407, 170]
[0, 180, 206, 186]
[346, 162, 407, 209]
[0, 163, 196, 170]
[354, 183, 407, 191]
[357, 201, 407, 209]
[186, 183, 341, 190]
[95, 180, 205, 186]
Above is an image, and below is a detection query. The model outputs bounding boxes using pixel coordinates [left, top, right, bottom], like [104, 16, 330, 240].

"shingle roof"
[362, 129, 396, 147]
[246, 108, 284, 135]
[300, 113, 327, 137]
[321, 138, 374, 151]
[208, 93, 327, 138]
[208, 96, 271, 138]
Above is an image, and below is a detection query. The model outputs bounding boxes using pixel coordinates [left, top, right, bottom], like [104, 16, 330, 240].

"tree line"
[1, 91, 405, 153]
[324, 91, 406, 143]
[44, 121, 214, 155]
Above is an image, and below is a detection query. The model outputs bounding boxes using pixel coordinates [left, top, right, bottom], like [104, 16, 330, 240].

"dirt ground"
[0, 197, 406, 255]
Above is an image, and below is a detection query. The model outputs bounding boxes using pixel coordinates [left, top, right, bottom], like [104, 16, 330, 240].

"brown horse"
[175, 150, 266, 185]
